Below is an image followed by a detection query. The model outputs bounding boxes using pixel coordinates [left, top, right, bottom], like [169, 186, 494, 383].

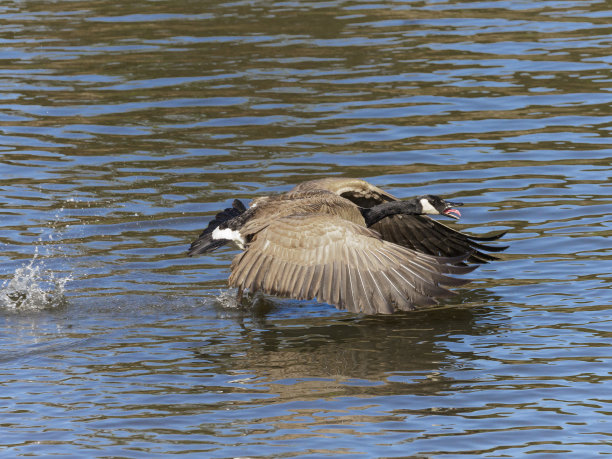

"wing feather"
[290, 178, 506, 263]
[229, 214, 474, 314]
[299, 265, 316, 300]
[371, 214, 506, 263]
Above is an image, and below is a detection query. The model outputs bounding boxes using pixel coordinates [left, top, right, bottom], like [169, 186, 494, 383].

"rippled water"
[1, 0, 612, 456]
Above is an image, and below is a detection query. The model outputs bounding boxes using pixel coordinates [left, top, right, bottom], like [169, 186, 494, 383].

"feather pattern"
[228, 215, 476, 313]
[371, 214, 506, 263]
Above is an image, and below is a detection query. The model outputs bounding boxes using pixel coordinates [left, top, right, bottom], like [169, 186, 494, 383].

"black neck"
[360, 199, 421, 227]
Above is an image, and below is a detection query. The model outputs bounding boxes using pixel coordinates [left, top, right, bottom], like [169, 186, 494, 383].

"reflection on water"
[1, 0, 612, 456]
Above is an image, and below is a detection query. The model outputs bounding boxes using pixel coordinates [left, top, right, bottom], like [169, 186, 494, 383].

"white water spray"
[1, 202, 75, 312]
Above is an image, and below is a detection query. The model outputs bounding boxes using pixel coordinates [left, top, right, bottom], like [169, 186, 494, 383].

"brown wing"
[371, 215, 507, 264]
[239, 191, 366, 239]
[228, 214, 475, 314]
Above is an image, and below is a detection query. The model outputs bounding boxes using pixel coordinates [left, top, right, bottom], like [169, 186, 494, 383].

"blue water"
[1, 0, 612, 456]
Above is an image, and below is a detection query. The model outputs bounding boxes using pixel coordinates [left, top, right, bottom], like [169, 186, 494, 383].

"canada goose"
[188, 178, 506, 314]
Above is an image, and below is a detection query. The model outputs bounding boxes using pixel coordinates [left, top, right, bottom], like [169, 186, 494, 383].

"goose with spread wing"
[291, 178, 506, 264]
[188, 178, 506, 314]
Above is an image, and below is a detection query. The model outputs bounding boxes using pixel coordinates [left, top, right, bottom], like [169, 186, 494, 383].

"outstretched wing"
[291, 177, 506, 263]
[371, 215, 507, 264]
[228, 214, 475, 314]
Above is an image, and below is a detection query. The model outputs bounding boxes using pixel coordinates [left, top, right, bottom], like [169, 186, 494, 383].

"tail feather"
[188, 199, 246, 256]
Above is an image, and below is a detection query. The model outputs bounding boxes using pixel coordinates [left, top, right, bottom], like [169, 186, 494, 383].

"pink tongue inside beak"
[443, 208, 461, 219]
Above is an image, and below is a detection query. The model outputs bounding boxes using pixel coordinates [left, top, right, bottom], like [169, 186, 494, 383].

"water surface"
[1, 0, 612, 456]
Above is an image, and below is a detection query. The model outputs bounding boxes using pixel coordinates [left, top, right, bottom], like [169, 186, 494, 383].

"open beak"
[442, 201, 463, 219]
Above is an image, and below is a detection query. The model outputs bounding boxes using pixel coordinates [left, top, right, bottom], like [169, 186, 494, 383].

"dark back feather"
[187, 199, 246, 256]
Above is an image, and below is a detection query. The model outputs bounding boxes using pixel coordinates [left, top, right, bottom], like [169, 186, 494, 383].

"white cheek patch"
[419, 198, 439, 215]
[212, 227, 245, 249]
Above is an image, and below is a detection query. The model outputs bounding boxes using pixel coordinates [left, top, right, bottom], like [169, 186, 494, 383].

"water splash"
[214, 289, 277, 317]
[0, 249, 72, 311]
[216, 289, 242, 310]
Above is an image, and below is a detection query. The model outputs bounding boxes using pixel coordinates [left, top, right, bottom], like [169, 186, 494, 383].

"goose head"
[417, 195, 463, 219]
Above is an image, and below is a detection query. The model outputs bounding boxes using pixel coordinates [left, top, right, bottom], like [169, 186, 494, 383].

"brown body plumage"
[188, 178, 506, 314]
